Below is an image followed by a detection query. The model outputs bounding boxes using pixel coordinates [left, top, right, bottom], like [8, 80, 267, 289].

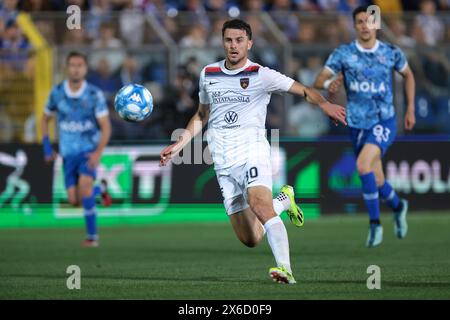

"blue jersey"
[325, 40, 408, 129]
[44, 80, 109, 157]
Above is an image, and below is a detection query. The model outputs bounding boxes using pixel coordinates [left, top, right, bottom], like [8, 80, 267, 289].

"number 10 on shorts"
[246, 167, 259, 185]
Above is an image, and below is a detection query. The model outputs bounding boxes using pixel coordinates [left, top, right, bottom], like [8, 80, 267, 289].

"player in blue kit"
[314, 6, 416, 247]
[41, 52, 112, 247]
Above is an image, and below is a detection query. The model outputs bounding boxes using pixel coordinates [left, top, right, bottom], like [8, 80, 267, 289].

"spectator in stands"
[240, 0, 266, 12]
[20, 0, 53, 12]
[93, 22, 122, 49]
[208, 16, 228, 47]
[205, 0, 229, 12]
[389, 18, 417, 48]
[85, 0, 113, 41]
[51, 0, 89, 11]
[288, 100, 330, 137]
[117, 53, 143, 86]
[118, 0, 145, 47]
[87, 57, 121, 103]
[246, 15, 279, 69]
[415, 0, 445, 46]
[337, 0, 367, 14]
[287, 54, 329, 138]
[295, 0, 321, 12]
[142, 0, 179, 41]
[157, 66, 198, 135]
[0, 0, 18, 19]
[62, 27, 88, 47]
[0, 0, 19, 36]
[321, 22, 343, 46]
[178, 0, 210, 30]
[141, 56, 168, 86]
[297, 55, 323, 87]
[267, 0, 299, 41]
[401, 0, 421, 11]
[179, 24, 216, 71]
[437, 0, 450, 10]
[421, 47, 450, 90]
[180, 24, 207, 47]
[0, 19, 31, 73]
[90, 22, 125, 73]
[295, 22, 316, 45]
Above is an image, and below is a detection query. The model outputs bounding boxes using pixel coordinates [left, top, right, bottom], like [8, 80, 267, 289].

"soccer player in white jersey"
[314, 6, 416, 247]
[160, 19, 346, 284]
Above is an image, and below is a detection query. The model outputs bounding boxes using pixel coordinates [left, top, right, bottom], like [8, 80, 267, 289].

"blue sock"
[93, 185, 101, 197]
[360, 172, 380, 222]
[378, 181, 401, 212]
[82, 194, 97, 240]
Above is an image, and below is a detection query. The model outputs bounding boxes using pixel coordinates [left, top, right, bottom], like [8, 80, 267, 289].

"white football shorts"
[216, 157, 272, 215]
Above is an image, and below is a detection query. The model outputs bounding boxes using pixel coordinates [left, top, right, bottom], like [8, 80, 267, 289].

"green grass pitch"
[0, 212, 449, 299]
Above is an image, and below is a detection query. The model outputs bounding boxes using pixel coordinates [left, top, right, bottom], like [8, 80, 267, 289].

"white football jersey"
[199, 59, 294, 169]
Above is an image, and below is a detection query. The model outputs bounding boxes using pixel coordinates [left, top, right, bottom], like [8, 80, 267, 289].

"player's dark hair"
[222, 19, 252, 40]
[66, 51, 88, 65]
[352, 5, 370, 22]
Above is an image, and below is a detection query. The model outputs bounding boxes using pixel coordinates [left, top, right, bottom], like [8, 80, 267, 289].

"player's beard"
[227, 52, 245, 67]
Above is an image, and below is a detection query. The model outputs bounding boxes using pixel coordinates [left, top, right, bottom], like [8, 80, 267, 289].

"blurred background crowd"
[0, 0, 449, 142]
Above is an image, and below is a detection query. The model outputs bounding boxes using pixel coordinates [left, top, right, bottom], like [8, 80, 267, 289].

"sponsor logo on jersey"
[224, 111, 238, 124]
[349, 81, 386, 93]
[60, 120, 95, 133]
[240, 77, 249, 89]
[211, 90, 250, 104]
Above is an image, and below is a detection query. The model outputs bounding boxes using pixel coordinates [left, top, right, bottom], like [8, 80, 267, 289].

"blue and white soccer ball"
[114, 84, 153, 122]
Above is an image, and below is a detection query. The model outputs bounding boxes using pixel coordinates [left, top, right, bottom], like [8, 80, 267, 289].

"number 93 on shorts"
[350, 116, 397, 157]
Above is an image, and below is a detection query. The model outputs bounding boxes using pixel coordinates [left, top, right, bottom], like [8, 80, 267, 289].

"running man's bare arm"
[399, 65, 416, 130]
[160, 103, 210, 166]
[288, 81, 347, 126]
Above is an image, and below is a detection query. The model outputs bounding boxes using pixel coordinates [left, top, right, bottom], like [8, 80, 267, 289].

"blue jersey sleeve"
[393, 46, 408, 73]
[94, 89, 109, 118]
[324, 46, 344, 75]
[44, 87, 58, 115]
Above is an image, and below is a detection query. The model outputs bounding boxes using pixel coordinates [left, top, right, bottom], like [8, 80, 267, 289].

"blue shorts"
[63, 152, 97, 189]
[349, 117, 397, 157]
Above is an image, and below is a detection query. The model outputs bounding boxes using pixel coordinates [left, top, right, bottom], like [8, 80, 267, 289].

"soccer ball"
[114, 84, 153, 122]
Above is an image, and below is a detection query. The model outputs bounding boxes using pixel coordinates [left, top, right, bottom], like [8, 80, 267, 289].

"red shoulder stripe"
[244, 65, 260, 72]
[205, 67, 222, 73]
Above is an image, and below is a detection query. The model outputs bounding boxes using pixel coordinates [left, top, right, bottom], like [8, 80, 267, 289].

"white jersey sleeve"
[259, 66, 295, 94]
[198, 68, 211, 105]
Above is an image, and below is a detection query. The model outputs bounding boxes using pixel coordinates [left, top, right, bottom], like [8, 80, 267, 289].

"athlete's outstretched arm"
[160, 103, 210, 166]
[88, 115, 111, 169]
[288, 81, 347, 126]
[399, 65, 416, 130]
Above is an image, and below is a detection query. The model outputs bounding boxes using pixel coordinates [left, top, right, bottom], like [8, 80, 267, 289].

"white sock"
[273, 192, 290, 215]
[264, 216, 292, 273]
